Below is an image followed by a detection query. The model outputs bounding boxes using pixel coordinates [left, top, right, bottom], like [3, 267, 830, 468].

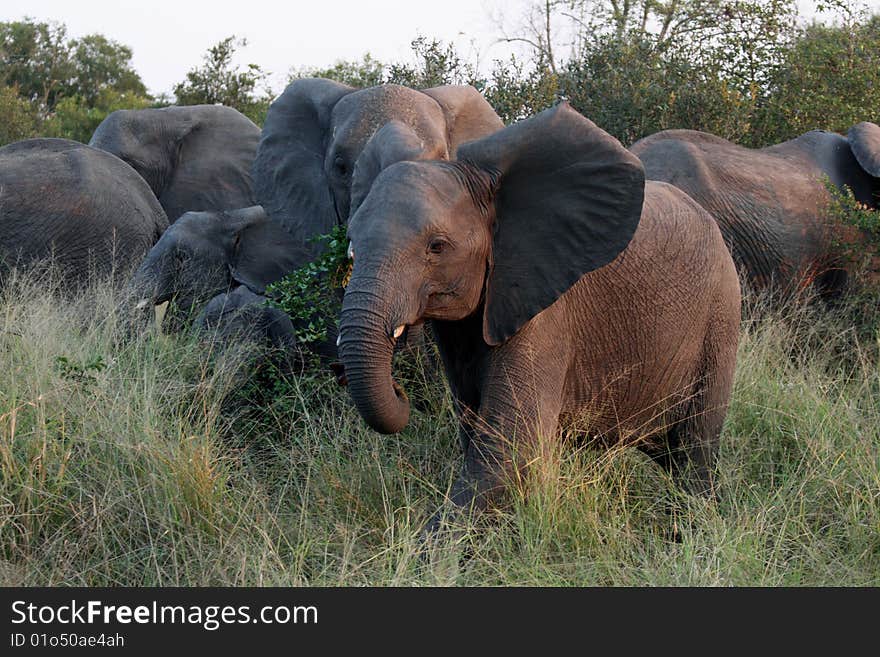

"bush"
[42, 88, 151, 143]
[558, 33, 759, 146]
[264, 226, 350, 346]
[751, 15, 880, 146]
[0, 84, 38, 146]
[825, 179, 880, 294]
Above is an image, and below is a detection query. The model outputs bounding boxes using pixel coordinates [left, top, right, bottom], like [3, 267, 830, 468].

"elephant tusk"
[135, 298, 151, 310]
[336, 332, 342, 347]
[154, 301, 169, 328]
[393, 325, 405, 339]
[347, 242, 354, 260]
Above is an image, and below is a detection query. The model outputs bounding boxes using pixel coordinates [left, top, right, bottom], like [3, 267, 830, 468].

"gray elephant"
[337, 104, 741, 530]
[90, 105, 260, 222]
[0, 138, 168, 288]
[127, 206, 309, 328]
[195, 286, 312, 378]
[630, 122, 880, 296]
[252, 78, 504, 255]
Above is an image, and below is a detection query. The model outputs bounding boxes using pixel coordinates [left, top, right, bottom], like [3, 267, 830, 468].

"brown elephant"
[630, 123, 880, 296]
[336, 104, 741, 531]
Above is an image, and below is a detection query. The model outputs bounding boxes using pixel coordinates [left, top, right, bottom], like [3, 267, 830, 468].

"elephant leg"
[424, 348, 566, 537]
[651, 337, 736, 497]
[655, 402, 720, 497]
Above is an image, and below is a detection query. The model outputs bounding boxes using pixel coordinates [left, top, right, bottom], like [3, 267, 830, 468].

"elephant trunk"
[338, 286, 410, 434]
[120, 255, 171, 333]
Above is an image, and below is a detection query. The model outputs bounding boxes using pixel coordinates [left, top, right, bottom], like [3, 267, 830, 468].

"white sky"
[1, 0, 517, 97]
[2, 0, 876, 98]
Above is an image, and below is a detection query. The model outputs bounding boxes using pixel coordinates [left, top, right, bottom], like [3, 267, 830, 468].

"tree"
[752, 9, 880, 145]
[292, 37, 482, 91]
[482, 56, 558, 124]
[0, 84, 38, 146]
[67, 34, 146, 107]
[0, 19, 148, 115]
[174, 36, 271, 124]
[0, 19, 72, 112]
[558, 32, 758, 145]
[385, 36, 482, 88]
[42, 88, 151, 143]
[295, 53, 386, 88]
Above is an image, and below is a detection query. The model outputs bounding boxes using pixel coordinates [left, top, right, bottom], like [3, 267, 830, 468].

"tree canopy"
[0, 3, 878, 148]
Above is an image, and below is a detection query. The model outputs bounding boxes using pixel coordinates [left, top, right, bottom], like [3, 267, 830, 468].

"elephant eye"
[428, 238, 448, 255]
[334, 156, 348, 176]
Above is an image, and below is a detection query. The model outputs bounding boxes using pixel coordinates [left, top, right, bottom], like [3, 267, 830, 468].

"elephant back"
[0, 138, 169, 287]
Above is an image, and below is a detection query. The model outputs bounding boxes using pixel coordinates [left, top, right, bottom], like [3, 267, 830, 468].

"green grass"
[0, 268, 878, 586]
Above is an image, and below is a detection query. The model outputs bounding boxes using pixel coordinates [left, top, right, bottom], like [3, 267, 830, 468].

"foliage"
[66, 34, 147, 108]
[294, 37, 482, 91]
[41, 88, 151, 143]
[0, 84, 38, 146]
[54, 354, 106, 386]
[0, 19, 146, 115]
[0, 19, 73, 112]
[750, 13, 880, 145]
[173, 35, 272, 125]
[264, 226, 351, 345]
[482, 56, 558, 124]
[295, 53, 386, 88]
[559, 32, 759, 145]
[824, 179, 880, 292]
[385, 36, 481, 88]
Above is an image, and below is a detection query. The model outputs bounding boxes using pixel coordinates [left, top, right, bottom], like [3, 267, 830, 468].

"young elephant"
[337, 104, 741, 528]
[126, 206, 309, 328]
[195, 286, 311, 378]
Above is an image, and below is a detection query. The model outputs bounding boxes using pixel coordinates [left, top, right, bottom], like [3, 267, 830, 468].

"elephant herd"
[1, 78, 877, 533]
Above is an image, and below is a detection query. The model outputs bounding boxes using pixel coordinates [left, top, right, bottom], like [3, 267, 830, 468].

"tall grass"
[0, 269, 878, 585]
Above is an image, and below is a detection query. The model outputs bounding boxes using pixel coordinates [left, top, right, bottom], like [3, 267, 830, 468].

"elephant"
[629, 122, 880, 297]
[89, 104, 261, 222]
[252, 78, 505, 256]
[337, 103, 741, 531]
[195, 286, 314, 377]
[126, 205, 310, 330]
[0, 138, 168, 289]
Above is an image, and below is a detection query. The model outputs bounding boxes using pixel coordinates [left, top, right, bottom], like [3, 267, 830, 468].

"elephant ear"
[229, 208, 312, 294]
[350, 121, 424, 215]
[457, 102, 645, 346]
[848, 122, 880, 177]
[422, 85, 505, 152]
[252, 78, 356, 246]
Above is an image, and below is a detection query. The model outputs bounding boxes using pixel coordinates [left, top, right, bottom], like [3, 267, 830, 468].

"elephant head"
[338, 103, 645, 433]
[89, 105, 260, 222]
[252, 78, 504, 256]
[126, 205, 308, 327]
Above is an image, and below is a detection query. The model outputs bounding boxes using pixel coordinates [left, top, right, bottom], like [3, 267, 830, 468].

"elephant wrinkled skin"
[337, 104, 741, 531]
[126, 205, 309, 329]
[630, 122, 880, 296]
[252, 79, 504, 254]
[90, 104, 260, 222]
[0, 138, 168, 288]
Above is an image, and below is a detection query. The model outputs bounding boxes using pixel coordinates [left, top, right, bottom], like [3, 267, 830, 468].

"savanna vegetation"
[0, 0, 878, 585]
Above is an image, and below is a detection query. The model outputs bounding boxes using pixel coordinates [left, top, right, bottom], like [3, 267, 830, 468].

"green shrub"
[264, 225, 350, 346]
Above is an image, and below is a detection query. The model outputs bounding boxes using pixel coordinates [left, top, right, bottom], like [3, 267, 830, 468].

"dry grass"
[0, 267, 878, 585]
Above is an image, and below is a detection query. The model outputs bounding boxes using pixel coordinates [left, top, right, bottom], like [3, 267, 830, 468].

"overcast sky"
[2, 1, 876, 98]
